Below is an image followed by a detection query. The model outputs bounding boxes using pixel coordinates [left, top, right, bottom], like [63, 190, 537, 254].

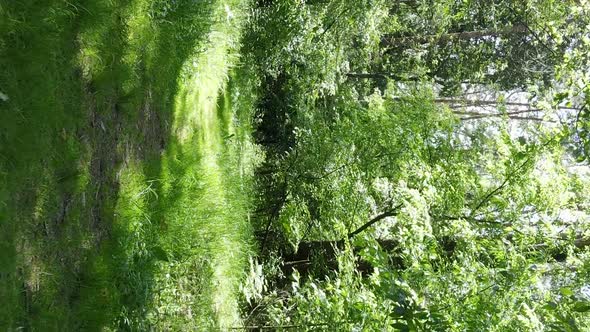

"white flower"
[0, 91, 8, 102]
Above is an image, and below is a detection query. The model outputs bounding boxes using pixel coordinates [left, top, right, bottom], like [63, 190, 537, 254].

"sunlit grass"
[140, 4, 257, 327]
[0, 0, 257, 330]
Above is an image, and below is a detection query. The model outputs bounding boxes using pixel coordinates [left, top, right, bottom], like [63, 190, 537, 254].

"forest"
[0, 0, 589, 331]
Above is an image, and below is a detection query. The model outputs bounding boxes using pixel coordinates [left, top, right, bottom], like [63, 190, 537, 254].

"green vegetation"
[239, 0, 590, 331]
[0, 0, 257, 330]
[1, 0, 590, 331]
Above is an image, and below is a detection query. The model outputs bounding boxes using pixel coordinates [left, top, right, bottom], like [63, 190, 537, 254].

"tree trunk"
[435, 98, 536, 108]
[380, 24, 528, 48]
[346, 72, 420, 82]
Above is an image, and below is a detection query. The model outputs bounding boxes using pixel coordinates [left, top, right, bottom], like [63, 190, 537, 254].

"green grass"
[0, 0, 258, 330]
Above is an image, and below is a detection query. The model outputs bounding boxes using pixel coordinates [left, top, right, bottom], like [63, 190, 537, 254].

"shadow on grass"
[0, 0, 220, 329]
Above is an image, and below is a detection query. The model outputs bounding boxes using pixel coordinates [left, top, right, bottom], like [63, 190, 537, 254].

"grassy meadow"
[0, 0, 259, 330]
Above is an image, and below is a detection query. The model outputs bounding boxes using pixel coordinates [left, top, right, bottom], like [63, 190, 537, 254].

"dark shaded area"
[279, 239, 401, 281]
[253, 73, 296, 153]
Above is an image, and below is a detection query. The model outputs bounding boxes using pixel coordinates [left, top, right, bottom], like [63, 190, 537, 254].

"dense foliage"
[1, 0, 589, 330]
[240, 0, 590, 330]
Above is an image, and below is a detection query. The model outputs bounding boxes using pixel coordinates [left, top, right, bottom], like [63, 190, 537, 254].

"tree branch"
[348, 203, 404, 239]
[346, 72, 421, 82]
[471, 155, 535, 215]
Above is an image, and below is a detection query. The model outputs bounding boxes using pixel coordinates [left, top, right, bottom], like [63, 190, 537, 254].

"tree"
[242, 0, 590, 330]
[357, 0, 578, 95]
[248, 83, 590, 329]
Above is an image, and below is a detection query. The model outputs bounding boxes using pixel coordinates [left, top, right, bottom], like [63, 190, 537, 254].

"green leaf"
[543, 301, 557, 311]
[554, 92, 568, 104]
[560, 288, 574, 297]
[152, 246, 169, 262]
[391, 322, 409, 331]
[572, 301, 590, 312]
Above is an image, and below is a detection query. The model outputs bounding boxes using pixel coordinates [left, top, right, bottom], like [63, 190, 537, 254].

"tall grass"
[0, 0, 258, 330]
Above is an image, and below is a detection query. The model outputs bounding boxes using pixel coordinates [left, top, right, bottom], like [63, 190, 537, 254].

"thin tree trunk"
[461, 115, 554, 122]
[381, 24, 528, 48]
[437, 98, 581, 112]
[452, 109, 542, 117]
[436, 98, 536, 108]
[346, 72, 420, 82]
